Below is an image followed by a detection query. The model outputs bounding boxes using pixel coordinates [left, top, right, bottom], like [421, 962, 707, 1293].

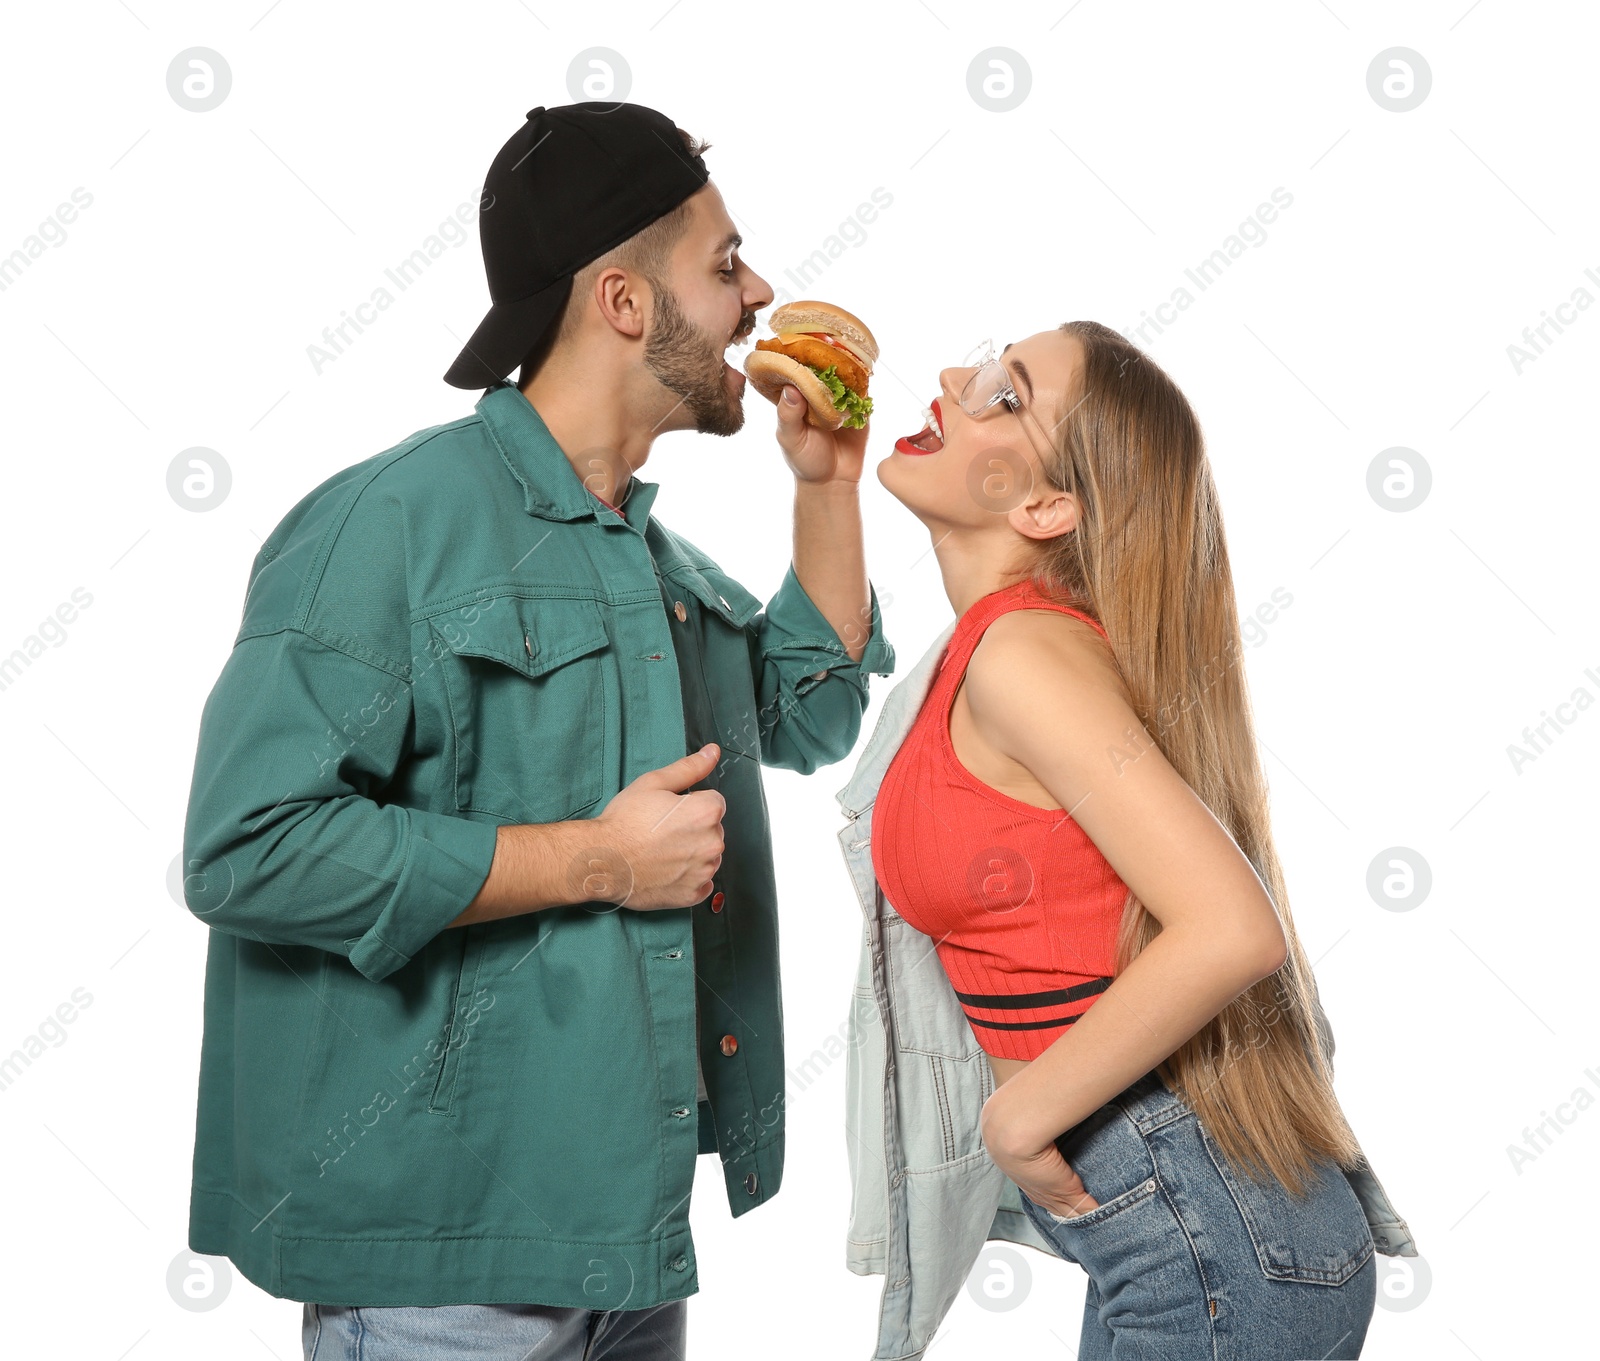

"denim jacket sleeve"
[180, 461, 507, 982]
[748, 562, 896, 774]
[180, 623, 499, 985]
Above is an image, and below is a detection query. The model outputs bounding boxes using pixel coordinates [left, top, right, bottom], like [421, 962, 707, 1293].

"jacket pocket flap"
[665, 562, 763, 630]
[436, 596, 609, 678]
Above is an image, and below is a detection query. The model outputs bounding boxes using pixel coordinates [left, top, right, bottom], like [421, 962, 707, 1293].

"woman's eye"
[718, 267, 735, 279]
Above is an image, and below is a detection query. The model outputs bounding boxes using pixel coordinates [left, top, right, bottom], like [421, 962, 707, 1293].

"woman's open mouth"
[895, 398, 944, 455]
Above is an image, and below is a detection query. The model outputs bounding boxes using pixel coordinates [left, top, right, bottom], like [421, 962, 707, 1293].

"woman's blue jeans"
[1015, 1070, 1377, 1359]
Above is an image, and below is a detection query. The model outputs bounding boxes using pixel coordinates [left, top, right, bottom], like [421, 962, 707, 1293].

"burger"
[743, 300, 877, 430]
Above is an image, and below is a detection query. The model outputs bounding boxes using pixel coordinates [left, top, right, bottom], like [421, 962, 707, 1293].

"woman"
[836, 321, 1403, 1358]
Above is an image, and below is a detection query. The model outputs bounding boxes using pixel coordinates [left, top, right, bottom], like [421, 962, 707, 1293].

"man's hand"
[449, 745, 726, 926]
[593, 744, 726, 910]
[774, 383, 868, 485]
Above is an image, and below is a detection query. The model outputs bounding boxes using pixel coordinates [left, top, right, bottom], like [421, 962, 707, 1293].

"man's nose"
[744, 266, 775, 312]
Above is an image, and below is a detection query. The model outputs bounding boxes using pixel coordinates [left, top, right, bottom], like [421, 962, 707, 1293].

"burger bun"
[767, 300, 879, 368]
[742, 350, 848, 430]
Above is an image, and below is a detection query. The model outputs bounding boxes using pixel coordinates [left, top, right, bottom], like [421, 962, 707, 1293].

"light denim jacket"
[832, 620, 1419, 1361]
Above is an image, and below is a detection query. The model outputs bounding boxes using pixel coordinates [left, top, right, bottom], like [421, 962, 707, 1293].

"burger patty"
[754, 336, 869, 396]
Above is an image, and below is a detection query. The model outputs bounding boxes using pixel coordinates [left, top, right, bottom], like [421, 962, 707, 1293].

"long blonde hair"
[1024, 320, 1362, 1196]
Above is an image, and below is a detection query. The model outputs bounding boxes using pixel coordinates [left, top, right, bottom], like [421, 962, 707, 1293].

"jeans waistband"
[1054, 1067, 1174, 1149]
[1113, 1066, 1199, 1134]
[1119, 1067, 1169, 1107]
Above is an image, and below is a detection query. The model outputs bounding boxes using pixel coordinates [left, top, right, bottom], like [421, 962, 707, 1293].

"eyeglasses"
[958, 339, 1024, 416]
[957, 339, 1054, 465]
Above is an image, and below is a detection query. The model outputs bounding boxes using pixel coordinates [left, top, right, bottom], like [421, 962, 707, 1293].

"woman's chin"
[873, 453, 901, 495]
[874, 455, 929, 516]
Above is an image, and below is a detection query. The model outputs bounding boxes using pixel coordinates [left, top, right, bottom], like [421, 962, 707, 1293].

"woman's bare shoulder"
[962, 606, 1136, 766]
[973, 606, 1125, 693]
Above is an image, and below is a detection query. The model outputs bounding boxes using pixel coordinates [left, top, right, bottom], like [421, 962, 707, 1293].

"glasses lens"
[961, 358, 1010, 415]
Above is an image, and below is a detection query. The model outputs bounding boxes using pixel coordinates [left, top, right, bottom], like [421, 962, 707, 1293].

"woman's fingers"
[1040, 1159, 1100, 1217]
[1060, 1163, 1100, 1214]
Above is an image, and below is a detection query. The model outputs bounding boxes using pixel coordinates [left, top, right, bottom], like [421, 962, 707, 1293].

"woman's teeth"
[902, 409, 945, 452]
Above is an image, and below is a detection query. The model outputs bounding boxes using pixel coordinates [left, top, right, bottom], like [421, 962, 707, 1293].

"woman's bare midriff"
[988, 1054, 1031, 1087]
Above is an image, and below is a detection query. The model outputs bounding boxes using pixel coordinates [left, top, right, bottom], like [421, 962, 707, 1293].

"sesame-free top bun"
[743, 350, 848, 429]
[767, 300, 879, 367]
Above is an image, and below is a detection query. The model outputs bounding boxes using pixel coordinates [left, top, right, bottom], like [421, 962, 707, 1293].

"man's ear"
[594, 266, 647, 340]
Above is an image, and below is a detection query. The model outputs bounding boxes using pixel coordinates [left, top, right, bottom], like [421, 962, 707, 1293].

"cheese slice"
[774, 328, 874, 371]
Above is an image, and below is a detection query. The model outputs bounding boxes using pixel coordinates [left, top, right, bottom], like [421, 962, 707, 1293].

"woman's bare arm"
[962, 610, 1288, 1163]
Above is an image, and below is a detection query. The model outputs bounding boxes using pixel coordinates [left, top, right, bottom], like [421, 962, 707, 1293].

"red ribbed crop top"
[870, 578, 1130, 1061]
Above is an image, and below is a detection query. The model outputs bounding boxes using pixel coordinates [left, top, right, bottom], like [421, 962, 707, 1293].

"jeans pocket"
[1199, 1124, 1375, 1286]
[1017, 1092, 1154, 1227]
[1034, 1174, 1159, 1228]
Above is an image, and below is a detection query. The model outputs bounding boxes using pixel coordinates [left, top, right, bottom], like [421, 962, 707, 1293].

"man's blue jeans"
[302, 1299, 686, 1359]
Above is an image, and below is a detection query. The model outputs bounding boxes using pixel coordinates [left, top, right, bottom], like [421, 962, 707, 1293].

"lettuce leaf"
[812, 364, 874, 430]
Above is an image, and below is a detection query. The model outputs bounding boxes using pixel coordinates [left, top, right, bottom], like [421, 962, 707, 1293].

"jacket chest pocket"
[884, 911, 984, 1062]
[435, 595, 614, 825]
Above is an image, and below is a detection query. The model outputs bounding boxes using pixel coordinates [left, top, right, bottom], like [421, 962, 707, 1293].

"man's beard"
[643, 282, 752, 438]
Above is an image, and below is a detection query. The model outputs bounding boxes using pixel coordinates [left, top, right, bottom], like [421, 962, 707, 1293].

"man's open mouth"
[725, 324, 755, 384]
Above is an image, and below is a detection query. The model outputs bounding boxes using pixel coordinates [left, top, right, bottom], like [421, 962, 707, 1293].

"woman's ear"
[1010, 486, 1079, 542]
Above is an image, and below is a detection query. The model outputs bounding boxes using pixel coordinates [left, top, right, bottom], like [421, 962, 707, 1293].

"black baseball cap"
[443, 101, 711, 389]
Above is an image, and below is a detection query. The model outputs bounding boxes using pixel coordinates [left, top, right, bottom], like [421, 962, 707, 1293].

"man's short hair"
[516, 128, 712, 387]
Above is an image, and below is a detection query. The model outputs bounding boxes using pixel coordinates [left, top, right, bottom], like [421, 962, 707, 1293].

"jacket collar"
[835, 616, 958, 819]
[475, 381, 661, 532]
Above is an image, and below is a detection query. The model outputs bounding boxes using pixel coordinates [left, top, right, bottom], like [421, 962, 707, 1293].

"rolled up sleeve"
[749, 562, 896, 774]
[181, 626, 498, 982]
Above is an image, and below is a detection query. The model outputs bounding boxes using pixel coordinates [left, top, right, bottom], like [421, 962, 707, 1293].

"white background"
[2, 1, 1596, 1357]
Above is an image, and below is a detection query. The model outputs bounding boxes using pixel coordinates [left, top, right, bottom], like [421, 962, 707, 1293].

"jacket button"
[670, 1254, 688, 1272]
[710, 891, 725, 911]
[719, 1034, 738, 1056]
[812, 669, 828, 681]
[674, 600, 687, 622]
[744, 1171, 759, 1195]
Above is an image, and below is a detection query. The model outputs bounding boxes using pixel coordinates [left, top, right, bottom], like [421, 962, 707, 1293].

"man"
[179, 102, 895, 1361]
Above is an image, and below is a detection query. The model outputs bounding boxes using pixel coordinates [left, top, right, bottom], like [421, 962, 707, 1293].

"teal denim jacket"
[180, 382, 895, 1310]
